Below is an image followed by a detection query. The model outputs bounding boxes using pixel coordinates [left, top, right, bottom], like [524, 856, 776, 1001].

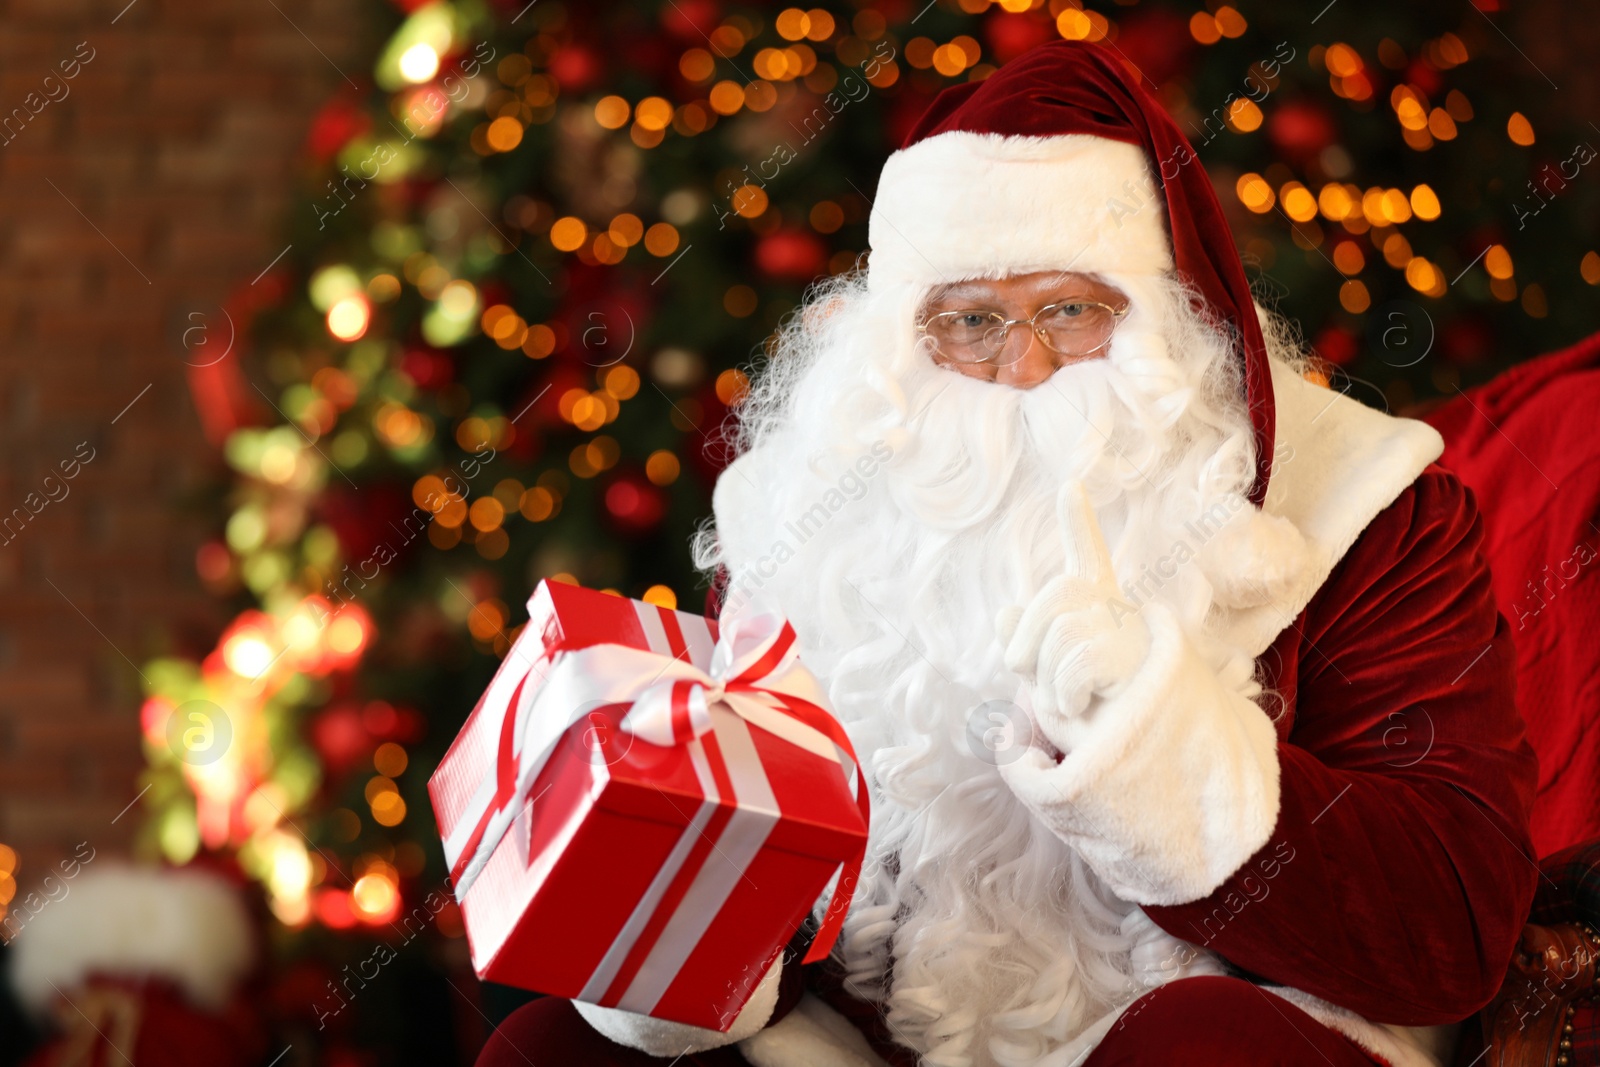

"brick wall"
[0, 0, 365, 894]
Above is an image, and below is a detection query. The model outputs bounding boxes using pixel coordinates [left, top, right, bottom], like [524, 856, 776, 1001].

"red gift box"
[428, 580, 869, 1031]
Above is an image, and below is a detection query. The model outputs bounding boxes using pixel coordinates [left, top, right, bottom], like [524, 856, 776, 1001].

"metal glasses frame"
[916, 298, 1130, 365]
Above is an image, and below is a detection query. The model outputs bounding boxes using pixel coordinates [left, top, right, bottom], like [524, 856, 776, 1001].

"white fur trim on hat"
[866, 130, 1173, 291]
[9, 864, 255, 1014]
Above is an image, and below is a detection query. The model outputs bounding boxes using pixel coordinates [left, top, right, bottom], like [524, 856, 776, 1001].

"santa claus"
[479, 39, 1537, 1067]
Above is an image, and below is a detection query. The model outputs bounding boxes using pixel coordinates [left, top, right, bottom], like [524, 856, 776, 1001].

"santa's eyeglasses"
[916, 299, 1129, 367]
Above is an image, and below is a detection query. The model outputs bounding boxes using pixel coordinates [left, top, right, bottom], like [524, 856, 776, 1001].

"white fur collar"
[1212, 360, 1444, 660]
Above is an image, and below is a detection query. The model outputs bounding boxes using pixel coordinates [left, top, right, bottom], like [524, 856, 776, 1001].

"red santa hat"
[866, 39, 1275, 507]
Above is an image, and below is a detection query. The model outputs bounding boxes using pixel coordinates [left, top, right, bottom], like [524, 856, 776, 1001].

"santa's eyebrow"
[927, 283, 997, 302]
[1040, 270, 1118, 292]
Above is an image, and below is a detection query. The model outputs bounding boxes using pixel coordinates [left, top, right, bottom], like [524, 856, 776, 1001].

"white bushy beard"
[696, 271, 1296, 1067]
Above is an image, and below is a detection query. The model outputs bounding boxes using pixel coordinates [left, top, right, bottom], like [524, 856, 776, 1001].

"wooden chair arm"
[1480, 921, 1600, 1066]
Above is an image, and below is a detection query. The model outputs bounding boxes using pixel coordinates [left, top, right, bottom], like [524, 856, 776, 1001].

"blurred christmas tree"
[132, 0, 1595, 1059]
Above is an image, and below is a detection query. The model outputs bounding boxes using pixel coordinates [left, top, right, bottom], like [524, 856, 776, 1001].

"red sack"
[1421, 329, 1600, 858]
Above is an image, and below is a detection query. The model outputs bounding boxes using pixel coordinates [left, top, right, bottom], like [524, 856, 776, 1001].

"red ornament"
[185, 277, 283, 447]
[1441, 317, 1493, 367]
[756, 229, 828, 282]
[308, 703, 372, 778]
[362, 700, 425, 744]
[195, 541, 234, 586]
[681, 384, 735, 485]
[503, 371, 571, 465]
[1267, 99, 1338, 161]
[558, 262, 657, 367]
[1312, 324, 1359, 367]
[548, 44, 604, 93]
[400, 346, 454, 390]
[660, 0, 720, 40]
[983, 9, 1055, 64]
[478, 280, 514, 310]
[305, 94, 372, 164]
[1404, 59, 1443, 98]
[314, 483, 419, 568]
[1112, 9, 1198, 88]
[602, 469, 668, 534]
[362, 700, 398, 737]
[313, 887, 360, 929]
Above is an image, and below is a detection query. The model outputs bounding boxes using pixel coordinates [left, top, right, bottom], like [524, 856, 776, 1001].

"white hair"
[694, 268, 1304, 1067]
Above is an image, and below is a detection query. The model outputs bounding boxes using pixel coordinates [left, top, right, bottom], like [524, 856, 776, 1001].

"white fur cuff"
[1000, 603, 1281, 905]
[573, 951, 784, 1056]
[739, 992, 894, 1067]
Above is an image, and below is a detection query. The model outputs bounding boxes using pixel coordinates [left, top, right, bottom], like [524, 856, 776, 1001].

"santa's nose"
[989, 328, 1048, 388]
[994, 329, 1096, 388]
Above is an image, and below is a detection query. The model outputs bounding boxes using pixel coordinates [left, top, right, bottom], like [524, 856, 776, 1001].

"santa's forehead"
[928, 270, 1115, 295]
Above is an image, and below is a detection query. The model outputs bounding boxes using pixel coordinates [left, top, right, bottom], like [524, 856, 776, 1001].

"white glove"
[572, 951, 785, 1057]
[991, 482, 1281, 907]
[997, 480, 1151, 749]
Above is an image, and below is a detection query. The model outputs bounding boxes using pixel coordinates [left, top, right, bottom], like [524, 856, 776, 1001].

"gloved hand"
[986, 480, 1281, 907]
[996, 480, 1151, 750]
[571, 950, 784, 1057]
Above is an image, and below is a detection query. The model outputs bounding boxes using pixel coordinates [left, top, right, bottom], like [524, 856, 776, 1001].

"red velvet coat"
[1144, 466, 1538, 1021]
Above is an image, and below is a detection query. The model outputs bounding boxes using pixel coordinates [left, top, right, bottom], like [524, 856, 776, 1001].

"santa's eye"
[1048, 302, 1093, 319]
[923, 311, 1000, 342]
